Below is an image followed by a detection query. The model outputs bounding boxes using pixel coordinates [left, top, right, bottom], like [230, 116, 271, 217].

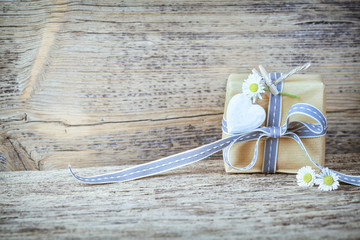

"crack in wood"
[8, 138, 28, 170]
[295, 20, 355, 26]
[0, 137, 37, 171]
[0, 113, 27, 123]
[5, 112, 223, 127]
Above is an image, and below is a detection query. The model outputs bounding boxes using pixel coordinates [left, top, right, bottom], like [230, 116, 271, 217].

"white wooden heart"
[226, 93, 266, 134]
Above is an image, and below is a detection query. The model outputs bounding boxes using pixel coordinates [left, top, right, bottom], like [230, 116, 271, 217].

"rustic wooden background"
[1, 1, 360, 239]
[1, 0, 359, 171]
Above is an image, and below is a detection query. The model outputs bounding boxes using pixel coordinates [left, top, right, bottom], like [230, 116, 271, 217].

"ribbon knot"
[267, 126, 282, 138]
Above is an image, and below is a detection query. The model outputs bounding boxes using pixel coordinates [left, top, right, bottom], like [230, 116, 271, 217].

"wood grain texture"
[0, 0, 359, 170]
[1, 153, 360, 239]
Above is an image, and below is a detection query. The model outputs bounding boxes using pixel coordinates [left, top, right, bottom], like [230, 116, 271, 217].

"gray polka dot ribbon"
[69, 75, 360, 186]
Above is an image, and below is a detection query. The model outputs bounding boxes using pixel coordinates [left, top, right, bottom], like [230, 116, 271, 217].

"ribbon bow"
[222, 102, 327, 173]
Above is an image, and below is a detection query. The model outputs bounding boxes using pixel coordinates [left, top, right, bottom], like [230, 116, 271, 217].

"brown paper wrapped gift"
[222, 74, 326, 174]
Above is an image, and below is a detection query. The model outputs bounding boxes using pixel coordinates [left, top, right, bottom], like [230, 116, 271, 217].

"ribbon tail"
[286, 133, 360, 187]
[69, 135, 238, 184]
[329, 170, 360, 187]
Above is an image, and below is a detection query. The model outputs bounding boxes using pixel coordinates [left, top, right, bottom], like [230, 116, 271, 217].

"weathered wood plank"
[1, 153, 360, 239]
[1, 115, 222, 170]
[0, 0, 359, 170]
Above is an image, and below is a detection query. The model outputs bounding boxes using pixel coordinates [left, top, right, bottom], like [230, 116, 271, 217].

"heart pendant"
[226, 93, 266, 134]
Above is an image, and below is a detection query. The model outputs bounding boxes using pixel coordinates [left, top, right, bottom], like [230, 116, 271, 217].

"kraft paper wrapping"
[223, 74, 326, 174]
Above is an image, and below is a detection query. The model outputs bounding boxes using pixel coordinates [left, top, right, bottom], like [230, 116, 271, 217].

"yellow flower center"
[249, 83, 259, 93]
[302, 173, 312, 183]
[323, 176, 334, 186]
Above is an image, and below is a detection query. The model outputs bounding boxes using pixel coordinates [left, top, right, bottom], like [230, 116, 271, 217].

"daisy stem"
[279, 92, 298, 98]
[264, 88, 298, 98]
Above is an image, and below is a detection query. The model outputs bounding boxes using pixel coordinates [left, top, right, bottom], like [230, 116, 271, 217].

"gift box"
[222, 73, 326, 174]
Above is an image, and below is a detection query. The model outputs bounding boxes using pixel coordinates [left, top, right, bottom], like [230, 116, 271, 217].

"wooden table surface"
[1, 153, 360, 239]
[1, 0, 360, 239]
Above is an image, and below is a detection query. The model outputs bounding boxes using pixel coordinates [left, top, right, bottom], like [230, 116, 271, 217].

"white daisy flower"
[242, 73, 265, 103]
[296, 166, 316, 187]
[315, 168, 340, 191]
